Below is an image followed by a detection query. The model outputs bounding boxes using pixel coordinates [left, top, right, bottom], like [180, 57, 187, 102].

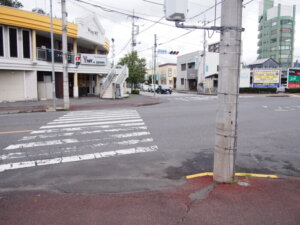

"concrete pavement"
[0, 95, 161, 114]
[0, 175, 299, 225]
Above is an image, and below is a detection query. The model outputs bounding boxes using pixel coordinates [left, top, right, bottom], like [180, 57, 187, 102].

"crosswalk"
[0, 109, 158, 173]
[167, 96, 217, 102]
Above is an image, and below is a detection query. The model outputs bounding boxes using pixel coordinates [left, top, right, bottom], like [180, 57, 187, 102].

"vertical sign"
[287, 68, 300, 88]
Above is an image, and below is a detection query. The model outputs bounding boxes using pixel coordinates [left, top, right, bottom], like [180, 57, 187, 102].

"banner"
[287, 68, 300, 88]
[253, 69, 280, 88]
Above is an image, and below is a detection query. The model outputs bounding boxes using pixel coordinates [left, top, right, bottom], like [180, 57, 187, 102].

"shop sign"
[253, 69, 280, 88]
[81, 54, 107, 66]
[287, 68, 300, 88]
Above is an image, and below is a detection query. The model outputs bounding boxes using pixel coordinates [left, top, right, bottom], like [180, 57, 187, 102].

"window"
[280, 46, 290, 50]
[9, 28, 18, 57]
[272, 22, 277, 26]
[181, 78, 184, 85]
[271, 38, 277, 43]
[0, 27, 3, 57]
[181, 64, 186, 71]
[280, 37, 291, 42]
[188, 62, 195, 69]
[22, 30, 30, 58]
[280, 19, 293, 25]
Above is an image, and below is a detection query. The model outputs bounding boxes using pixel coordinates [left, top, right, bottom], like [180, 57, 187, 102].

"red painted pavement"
[0, 177, 299, 225]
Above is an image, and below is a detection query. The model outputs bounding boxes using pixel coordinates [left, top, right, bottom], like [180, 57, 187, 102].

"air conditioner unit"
[164, 0, 188, 22]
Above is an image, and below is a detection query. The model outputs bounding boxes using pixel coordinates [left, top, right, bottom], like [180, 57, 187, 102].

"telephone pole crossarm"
[175, 21, 245, 32]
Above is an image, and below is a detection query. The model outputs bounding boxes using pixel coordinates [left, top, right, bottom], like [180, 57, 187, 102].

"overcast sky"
[20, 0, 300, 67]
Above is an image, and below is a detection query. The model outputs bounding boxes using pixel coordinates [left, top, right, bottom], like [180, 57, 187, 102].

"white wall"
[25, 70, 37, 100]
[240, 68, 251, 88]
[37, 82, 52, 100]
[0, 70, 24, 102]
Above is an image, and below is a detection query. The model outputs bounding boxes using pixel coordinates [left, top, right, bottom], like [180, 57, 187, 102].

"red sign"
[288, 83, 300, 88]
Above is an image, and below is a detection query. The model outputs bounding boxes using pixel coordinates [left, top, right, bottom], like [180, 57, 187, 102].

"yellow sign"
[253, 69, 280, 84]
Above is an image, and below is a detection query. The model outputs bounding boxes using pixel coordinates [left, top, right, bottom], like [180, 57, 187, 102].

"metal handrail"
[100, 66, 117, 97]
[115, 65, 128, 84]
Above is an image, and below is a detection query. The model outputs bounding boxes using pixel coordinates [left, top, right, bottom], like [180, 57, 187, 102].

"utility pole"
[153, 34, 157, 97]
[131, 10, 136, 53]
[213, 0, 243, 183]
[61, 0, 69, 110]
[50, 0, 56, 110]
[111, 38, 115, 68]
[201, 19, 206, 93]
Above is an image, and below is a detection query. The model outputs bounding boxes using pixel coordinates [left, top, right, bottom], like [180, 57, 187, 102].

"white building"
[0, 6, 127, 102]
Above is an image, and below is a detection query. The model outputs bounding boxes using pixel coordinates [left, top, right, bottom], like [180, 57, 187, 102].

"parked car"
[155, 85, 172, 94]
[141, 84, 149, 91]
[148, 84, 158, 92]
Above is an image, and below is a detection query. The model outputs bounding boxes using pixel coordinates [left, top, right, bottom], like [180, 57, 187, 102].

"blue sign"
[157, 49, 167, 54]
[253, 83, 280, 88]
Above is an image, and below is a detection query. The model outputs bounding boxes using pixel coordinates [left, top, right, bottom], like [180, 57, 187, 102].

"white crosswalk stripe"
[0, 109, 158, 173]
[168, 96, 217, 102]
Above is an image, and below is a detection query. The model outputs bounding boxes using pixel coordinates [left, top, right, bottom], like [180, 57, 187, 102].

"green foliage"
[285, 88, 300, 93]
[239, 87, 277, 94]
[32, 8, 46, 15]
[119, 51, 146, 88]
[131, 89, 140, 95]
[0, 0, 23, 8]
[147, 75, 153, 84]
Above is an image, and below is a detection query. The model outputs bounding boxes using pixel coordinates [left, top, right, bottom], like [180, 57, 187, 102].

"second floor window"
[22, 30, 30, 59]
[9, 28, 18, 57]
[181, 64, 186, 71]
[0, 27, 3, 57]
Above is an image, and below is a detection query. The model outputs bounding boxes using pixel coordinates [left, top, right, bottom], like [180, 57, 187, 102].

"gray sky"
[20, 0, 300, 67]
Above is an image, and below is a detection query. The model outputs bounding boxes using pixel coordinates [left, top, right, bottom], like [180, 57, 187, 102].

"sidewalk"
[0, 95, 160, 114]
[0, 175, 299, 225]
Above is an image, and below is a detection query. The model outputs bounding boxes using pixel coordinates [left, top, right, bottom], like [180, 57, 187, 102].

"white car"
[141, 84, 149, 91]
[148, 84, 158, 92]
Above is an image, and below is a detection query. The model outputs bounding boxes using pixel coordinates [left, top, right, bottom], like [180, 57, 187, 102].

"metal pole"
[213, 0, 243, 183]
[132, 10, 135, 52]
[61, 0, 69, 110]
[202, 19, 206, 93]
[153, 34, 157, 97]
[50, 0, 56, 110]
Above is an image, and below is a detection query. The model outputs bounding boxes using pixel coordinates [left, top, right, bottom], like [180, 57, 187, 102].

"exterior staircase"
[100, 65, 128, 99]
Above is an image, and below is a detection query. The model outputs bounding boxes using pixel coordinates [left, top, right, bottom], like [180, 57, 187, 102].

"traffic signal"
[75, 56, 81, 66]
[169, 51, 179, 55]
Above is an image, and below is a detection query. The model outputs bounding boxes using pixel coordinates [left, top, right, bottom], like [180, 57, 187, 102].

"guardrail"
[115, 65, 128, 85]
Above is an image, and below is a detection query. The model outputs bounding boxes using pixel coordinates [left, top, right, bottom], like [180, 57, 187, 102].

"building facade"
[156, 63, 177, 88]
[257, 0, 296, 68]
[176, 51, 219, 92]
[0, 6, 127, 102]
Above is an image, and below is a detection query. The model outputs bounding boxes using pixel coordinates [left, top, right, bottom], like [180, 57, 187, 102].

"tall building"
[257, 0, 296, 68]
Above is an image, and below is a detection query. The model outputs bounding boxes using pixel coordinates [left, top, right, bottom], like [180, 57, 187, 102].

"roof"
[249, 58, 277, 65]
[158, 63, 177, 67]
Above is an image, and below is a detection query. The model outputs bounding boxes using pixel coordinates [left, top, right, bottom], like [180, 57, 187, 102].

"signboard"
[287, 68, 300, 88]
[240, 68, 251, 88]
[81, 54, 107, 66]
[253, 69, 280, 88]
[157, 49, 167, 54]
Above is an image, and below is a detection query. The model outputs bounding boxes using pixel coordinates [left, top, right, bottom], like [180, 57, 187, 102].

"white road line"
[111, 131, 150, 138]
[0, 145, 159, 173]
[57, 113, 139, 120]
[40, 119, 143, 129]
[31, 123, 146, 134]
[48, 115, 140, 125]
[20, 126, 148, 141]
[4, 139, 78, 150]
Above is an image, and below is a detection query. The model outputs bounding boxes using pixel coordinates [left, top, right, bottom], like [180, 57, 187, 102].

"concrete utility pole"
[213, 0, 243, 183]
[201, 19, 206, 93]
[153, 34, 157, 97]
[50, 0, 56, 110]
[131, 10, 136, 52]
[61, 0, 70, 110]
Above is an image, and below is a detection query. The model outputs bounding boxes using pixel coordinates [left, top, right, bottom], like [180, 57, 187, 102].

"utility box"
[164, 0, 188, 22]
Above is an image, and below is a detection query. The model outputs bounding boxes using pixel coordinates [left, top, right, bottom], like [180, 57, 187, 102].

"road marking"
[40, 119, 143, 129]
[0, 145, 158, 173]
[0, 130, 32, 135]
[50, 115, 140, 124]
[4, 139, 79, 150]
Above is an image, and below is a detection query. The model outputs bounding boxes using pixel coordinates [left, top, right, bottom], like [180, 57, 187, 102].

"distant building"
[156, 63, 177, 88]
[257, 0, 296, 68]
[208, 42, 220, 53]
[248, 58, 279, 70]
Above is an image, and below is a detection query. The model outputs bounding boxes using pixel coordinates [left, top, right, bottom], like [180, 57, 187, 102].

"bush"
[285, 88, 300, 93]
[131, 89, 140, 95]
[239, 87, 277, 94]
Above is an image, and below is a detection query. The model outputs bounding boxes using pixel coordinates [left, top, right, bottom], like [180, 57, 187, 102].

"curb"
[186, 172, 279, 180]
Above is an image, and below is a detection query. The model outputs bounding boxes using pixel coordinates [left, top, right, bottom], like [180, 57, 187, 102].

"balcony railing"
[37, 48, 74, 64]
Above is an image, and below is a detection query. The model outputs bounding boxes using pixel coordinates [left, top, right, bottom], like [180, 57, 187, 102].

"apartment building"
[156, 63, 177, 88]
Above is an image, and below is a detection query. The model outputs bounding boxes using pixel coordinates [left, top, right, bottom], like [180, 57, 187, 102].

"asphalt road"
[0, 93, 299, 194]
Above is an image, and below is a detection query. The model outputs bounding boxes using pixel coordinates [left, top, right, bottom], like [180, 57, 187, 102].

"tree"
[119, 51, 146, 89]
[0, 0, 23, 8]
[32, 8, 46, 15]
